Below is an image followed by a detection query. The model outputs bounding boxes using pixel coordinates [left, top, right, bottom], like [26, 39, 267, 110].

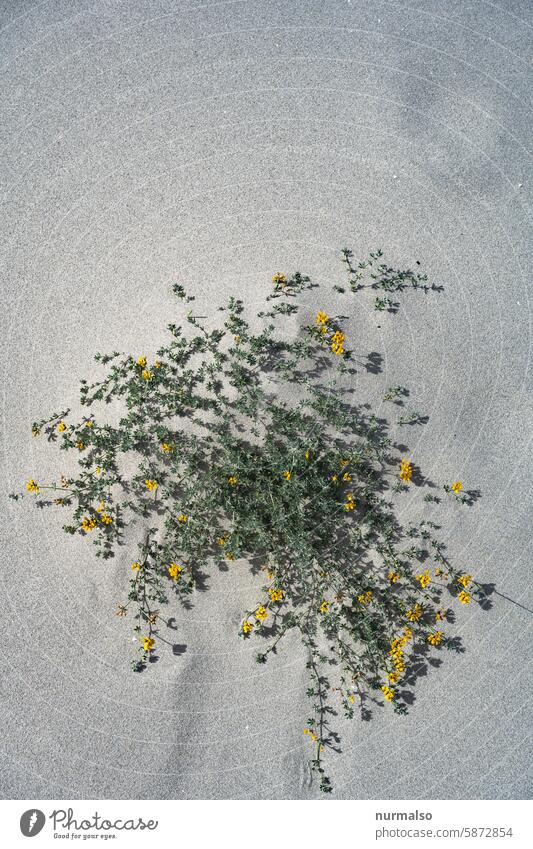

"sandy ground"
[0, 0, 532, 800]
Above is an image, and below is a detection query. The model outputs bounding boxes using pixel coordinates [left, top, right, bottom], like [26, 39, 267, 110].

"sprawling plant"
[15, 250, 486, 792]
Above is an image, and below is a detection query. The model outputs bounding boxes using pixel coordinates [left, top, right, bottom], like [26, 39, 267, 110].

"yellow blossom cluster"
[344, 491, 355, 511]
[358, 590, 373, 605]
[330, 330, 345, 356]
[131, 562, 142, 571]
[381, 684, 395, 702]
[406, 603, 422, 622]
[76, 441, 85, 451]
[142, 637, 155, 652]
[399, 459, 413, 482]
[137, 356, 147, 366]
[216, 536, 227, 546]
[160, 443, 173, 453]
[415, 569, 430, 588]
[268, 588, 284, 602]
[81, 516, 97, 532]
[316, 311, 329, 328]
[451, 480, 463, 493]
[272, 273, 286, 285]
[303, 727, 318, 742]
[100, 513, 113, 525]
[85, 420, 94, 428]
[141, 369, 152, 380]
[388, 571, 400, 583]
[255, 605, 268, 622]
[458, 590, 471, 604]
[26, 478, 40, 494]
[144, 479, 158, 491]
[320, 600, 329, 614]
[389, 626, 412, 678]
[242, 620, 253, 634]
[228, 475, 237, 485]
[168, 562, 183, 580]
[282, 470, 291, 480]
[427, 631, 443, 646]
[177, 513, 188, 523]
[457, 574, 472, 587]
[57, 421, 66, 432]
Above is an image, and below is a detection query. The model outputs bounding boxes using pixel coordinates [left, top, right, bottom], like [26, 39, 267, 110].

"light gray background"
[1, 0, 531, 800]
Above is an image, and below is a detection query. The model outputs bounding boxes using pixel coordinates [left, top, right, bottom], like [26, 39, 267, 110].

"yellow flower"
[95, 466, 102, 476]
[330, 330, 345, 356]
[406, 603, 422, 621]
[381, 685, 395, 702]
[316, 311, 329, 325]
[451, 480, 463, 493]
[225, 552, 235, 560]
[144, 479, 158, 491]
[458, 590, 471, 604]
[388, 571, 400, 583]
[154, 360, 162, 369]
[342, 472, 351, 481]
[415, 569, 431, 589]
[268, 588, 284, 603]
[320, 600, 329, 614]
[100, 513, 113, 524]
[242, 620, 253, 634]
[168, 562, 183, 580]
[160, 443, 173, 453]
[427, 631, 443, 646]
[344, 492, 355, 511]
[177, 513, 188, 523]
[228, 475, 238, 485]
[399, 459, 413, 481]
[282, 470, 291, 481]
[331, 474, 338, 482]
[272, 272, 286, 284]
[81, 516, 97, 532]
[435, 608, 446, 621]
[141, 369, 152, 380]
[216, 536, 227, 546]
[305, 450, 310, 460]
[357, 590, 373, 605]
[57, 421, 66, 432]
[347, 694, 355, 703]
[131, 562, 142, 571]
[457, 574, 472, 587]
[388, 671, 400, 683]
[303, 728, 310, 735]
[85, 420, 94, 428]
[76, 441, 85, 451]
[26, 478, 40, 494]
[142, 637, 155, 652]
[255, 605, 268, 622]
[340, 458, 350, 468]
[137, 356, 147, 366]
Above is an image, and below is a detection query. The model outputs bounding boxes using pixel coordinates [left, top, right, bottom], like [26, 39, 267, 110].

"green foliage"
[18, 250, 486, 792]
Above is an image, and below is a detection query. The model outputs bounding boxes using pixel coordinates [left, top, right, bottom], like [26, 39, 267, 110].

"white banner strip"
[1, 799, 530, 848]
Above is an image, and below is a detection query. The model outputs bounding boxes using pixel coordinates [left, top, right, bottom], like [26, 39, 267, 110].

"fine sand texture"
[1, 0, 532, 799]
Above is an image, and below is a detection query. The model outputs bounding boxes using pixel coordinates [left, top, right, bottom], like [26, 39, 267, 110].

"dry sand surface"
[1, 0, 532, 800]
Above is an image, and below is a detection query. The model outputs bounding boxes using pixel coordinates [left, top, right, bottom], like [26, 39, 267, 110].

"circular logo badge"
[20, 809, 46, 837]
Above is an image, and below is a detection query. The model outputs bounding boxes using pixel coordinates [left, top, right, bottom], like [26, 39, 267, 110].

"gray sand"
[0, 0, 531, 800]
